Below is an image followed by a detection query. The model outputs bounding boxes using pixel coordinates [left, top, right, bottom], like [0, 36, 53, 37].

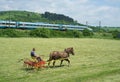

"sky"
[0, 0, 120, 27]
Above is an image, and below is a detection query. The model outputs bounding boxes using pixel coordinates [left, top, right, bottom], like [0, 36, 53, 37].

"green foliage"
[65, 30, 83, 38]
[0, 29, 29, 37]
[0, 11, 46, 22]
[41, 12, 75, 24]
[73, 30, 83, 38]
[82, 28, 93, 36]
[90, 26, 107, 32]
[112, 30, 120, 39]
[1, 28, 120, 39]
[29, 28, 50, 38]
[102, 27, 120, 32]
[0, 28, 119, 39]
[0, 10, 82, 25]
[29, 28, 83, 38]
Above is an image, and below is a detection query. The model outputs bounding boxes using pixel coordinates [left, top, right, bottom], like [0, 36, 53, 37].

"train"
[0, 20, 92, 31]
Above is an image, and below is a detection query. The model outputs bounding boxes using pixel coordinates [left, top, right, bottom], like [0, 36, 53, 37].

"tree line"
[0, 28, 93, 38]
[0, 10, 82, 25]
[42, 12, 74, 23]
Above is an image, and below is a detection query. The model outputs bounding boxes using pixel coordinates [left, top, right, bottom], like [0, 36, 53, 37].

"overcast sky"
[0, 0, 120, 27]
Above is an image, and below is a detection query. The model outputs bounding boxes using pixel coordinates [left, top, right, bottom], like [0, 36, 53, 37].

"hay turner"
[19, 58, 46, 69]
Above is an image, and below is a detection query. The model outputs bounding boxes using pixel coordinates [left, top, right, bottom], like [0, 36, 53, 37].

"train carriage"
[0, 20, 17, 28]
[0, 20, 92, 31]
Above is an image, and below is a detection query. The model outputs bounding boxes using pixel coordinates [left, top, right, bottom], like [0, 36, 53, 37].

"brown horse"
[47, 47, 75, 67]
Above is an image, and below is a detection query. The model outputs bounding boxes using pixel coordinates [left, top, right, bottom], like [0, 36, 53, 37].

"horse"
[47, 47, 75, 67]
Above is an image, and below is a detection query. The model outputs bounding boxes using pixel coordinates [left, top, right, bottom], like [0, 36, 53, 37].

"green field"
[0, 38, 120, 82]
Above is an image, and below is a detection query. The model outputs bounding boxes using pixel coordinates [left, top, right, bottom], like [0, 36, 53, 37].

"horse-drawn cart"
[20, 47, 74, 70]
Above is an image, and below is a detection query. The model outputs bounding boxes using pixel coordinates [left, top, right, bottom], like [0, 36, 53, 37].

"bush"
[29, 28, 50, 38]
[73, 30, 83, 38]
[0, 29, 21, 37]
[0, 29, 30, 37]
[112, 30, 120, 39]
[0, 28, 83, 38]
[0, 29, 4, 36]
[65, 30, 83, 38]
[82, 29, 93, 36]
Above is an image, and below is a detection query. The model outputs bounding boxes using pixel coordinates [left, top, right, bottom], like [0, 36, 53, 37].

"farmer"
[30, 48, 42, 62]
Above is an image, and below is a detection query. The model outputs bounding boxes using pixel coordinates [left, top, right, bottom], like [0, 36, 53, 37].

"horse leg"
[60, 60, 64, 66]
[65, 59, 70, 66]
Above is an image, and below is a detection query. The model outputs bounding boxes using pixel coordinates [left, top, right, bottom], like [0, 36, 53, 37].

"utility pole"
[86, 21, 88, 26]
[99, 21, 101, 32]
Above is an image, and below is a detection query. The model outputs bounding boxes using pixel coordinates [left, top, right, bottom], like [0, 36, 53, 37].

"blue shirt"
[31, 51, 36, 57]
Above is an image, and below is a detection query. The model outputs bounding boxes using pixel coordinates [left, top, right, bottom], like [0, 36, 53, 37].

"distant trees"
[112, 30, 120, 39]
[0, 11, 83, 25]
[41, 12, 74, 24]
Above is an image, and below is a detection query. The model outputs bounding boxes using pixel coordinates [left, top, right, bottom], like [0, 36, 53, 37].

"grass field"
[0, 38, 120, 82]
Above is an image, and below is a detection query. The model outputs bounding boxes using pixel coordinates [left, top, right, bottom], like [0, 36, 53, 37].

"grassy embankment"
[0, 38, 120, 82]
